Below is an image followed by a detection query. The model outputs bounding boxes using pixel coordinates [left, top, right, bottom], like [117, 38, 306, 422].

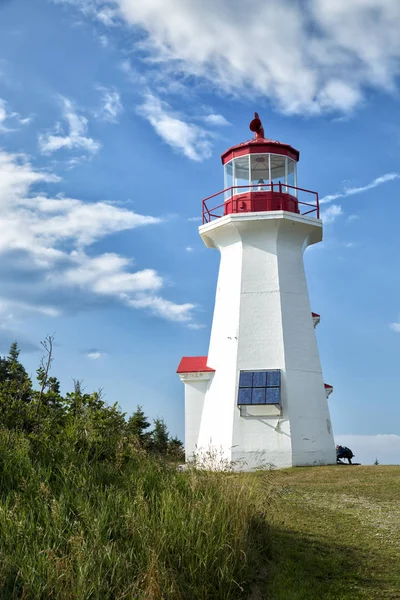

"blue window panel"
[239, 371, 253, 388]
[267, 370, 281, 388]
[252, 388, 266, 404]
[253, 371, 267, 388]
[266, 387, 280, 404]
[238, 388, 252, 405]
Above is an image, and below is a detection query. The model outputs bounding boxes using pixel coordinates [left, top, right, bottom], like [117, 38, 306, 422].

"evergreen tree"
[0, 337, 185, 461]
[151, 418, 169, 454]
[168, 436, 185, 460]
[1, 342, 32, 403]
[127, 405, 151, 443]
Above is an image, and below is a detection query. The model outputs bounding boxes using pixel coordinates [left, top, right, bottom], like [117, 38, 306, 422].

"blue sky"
[0, 0, 400, 464]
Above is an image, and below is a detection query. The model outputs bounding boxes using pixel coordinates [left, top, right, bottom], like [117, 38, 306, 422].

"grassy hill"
[1, 425, 400, 600]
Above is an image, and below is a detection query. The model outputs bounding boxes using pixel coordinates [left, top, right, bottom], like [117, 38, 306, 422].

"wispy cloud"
[0, 98, 31, 133]
[200, 114, 231, 127]
[85, 349, 107, 360]
[126, 294, 196, 323]
[137, 92, 213, 161]
[38, 97, 101, 156]
[320, 204, 343, 224]
[95, 87, 123, 123]
[53, 0, 119, 26]
[320, 173, 400, 204]
[0, 150, 197, 325]
[390, 322, 400, 333]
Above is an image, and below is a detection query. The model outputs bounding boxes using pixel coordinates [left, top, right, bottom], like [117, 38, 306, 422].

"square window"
[266, 387, 280, 404]
[238, 388, 252, 405]
[267, 371, 281, 387]
[239, 371, 253, 388]
[252, 388, 266, 404]
[253, 371, 267, 387]
[237, 370, 281, 406]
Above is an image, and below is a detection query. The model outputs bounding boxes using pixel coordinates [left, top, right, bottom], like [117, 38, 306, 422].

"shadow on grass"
[260, 525, 396, 600]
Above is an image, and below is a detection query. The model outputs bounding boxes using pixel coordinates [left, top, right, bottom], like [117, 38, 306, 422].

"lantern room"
[202, 113, 320, 223]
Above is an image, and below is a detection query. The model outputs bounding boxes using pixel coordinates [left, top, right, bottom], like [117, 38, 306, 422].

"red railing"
[202, 182, 319, 224]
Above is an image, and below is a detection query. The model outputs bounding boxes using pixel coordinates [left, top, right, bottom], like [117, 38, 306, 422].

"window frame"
[237, 369, 281, 406]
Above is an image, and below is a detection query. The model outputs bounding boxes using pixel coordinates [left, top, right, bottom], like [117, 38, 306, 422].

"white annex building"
[177, 114, 336, 470]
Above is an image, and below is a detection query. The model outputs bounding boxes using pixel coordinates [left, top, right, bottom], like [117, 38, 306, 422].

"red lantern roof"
[221, 112, 299, 165]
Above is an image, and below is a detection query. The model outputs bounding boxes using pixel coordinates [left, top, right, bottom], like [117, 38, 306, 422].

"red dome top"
[221, 113, 299, 165]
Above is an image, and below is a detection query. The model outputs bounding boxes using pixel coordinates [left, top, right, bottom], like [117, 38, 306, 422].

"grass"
[261, 466, 400, 599]
[1, 427, 400, 599]
[0, 429, 269, 599]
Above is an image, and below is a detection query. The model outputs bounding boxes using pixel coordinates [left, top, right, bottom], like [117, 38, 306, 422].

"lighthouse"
[177, 114, 336, 470]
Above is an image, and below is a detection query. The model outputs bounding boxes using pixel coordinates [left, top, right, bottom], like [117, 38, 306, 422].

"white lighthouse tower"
[177, 114, 336, 470]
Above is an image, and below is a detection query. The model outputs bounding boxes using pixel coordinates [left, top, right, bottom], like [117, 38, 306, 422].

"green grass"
[1, 428, 400, 599]
[0, 429, 269, 599]
[261, 466, 400, 599]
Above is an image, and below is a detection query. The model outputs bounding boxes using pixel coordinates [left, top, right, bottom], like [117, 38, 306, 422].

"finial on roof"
[249, 112, 265, 139]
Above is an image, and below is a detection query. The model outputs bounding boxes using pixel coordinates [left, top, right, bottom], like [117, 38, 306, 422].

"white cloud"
[0, 150, 196, 325]
[137, 93, 213, 161]
[320, 173, 400, 204]
[61, 253, 163, 295]
[60, 0, 400, 116]
[86, 350, 107, 359]
[390, 322, 400, 333]
[320, 204, 343, 224]
[201, 114, 231, 127]
[185, 246, 193, 252]
[187, 323, 206, 330]
[0, 98, 31, 133]
[126, 295, 195, 322]
[95, 87, 123, 122]
[96, 5, 119, 25]
[336, 434, 400, 465]
[0, 151, 60, 206]
[187, 216, 202, 222]
[38, 97, 101, 155]
[28, 196, 159, 247]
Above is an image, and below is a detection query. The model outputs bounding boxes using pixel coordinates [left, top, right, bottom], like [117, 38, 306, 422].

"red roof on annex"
[176, 356, 215, 374]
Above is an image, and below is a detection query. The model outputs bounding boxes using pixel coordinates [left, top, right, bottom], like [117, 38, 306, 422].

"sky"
[0, 0, 400, 465]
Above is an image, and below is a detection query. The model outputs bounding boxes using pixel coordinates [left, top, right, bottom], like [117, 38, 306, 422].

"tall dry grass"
[0, 429, 270, 599]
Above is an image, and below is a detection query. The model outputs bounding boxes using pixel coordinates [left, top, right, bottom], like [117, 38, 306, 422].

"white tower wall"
[197, 211, 335, 469]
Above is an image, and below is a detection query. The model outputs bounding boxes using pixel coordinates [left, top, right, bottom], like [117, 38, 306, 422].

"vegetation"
[262, 466, 400, 599]
[0, 341, 269, 599]
[0, 340, 399, 599]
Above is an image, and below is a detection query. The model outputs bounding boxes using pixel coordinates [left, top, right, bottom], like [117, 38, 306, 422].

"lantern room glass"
[224, 161, 233, 199]
[270, 155, 286, 187]
[224, 154, 297, 198]
[250, 154, 269, 191]
[234, 156, 250, 194]
[287, 157, 296, 193]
